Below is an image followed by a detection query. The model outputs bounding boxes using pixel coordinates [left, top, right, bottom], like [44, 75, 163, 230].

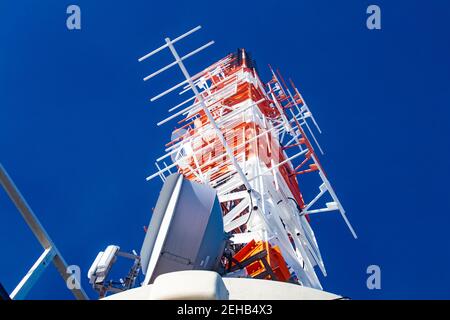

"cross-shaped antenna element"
[138, 26, 252, 191]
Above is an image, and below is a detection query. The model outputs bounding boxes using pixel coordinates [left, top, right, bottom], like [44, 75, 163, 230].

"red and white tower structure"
[139, 26, 357, 291]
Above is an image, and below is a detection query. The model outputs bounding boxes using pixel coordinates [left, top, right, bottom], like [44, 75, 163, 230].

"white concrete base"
[103, 270, 341, 300]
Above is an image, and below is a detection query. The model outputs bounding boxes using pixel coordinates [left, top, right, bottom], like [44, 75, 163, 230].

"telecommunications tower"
[88, 26, 356, 299]
[139, 26, 356, 290]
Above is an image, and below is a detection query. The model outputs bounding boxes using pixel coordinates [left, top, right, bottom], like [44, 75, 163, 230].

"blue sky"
[1, 0, 449, 299]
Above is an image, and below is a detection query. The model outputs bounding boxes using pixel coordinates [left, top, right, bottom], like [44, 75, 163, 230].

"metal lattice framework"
[138, 26, 356, 289]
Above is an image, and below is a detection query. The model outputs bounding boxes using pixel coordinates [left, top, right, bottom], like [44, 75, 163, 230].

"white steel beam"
[0, 163, 88, 300]
[10, 247, 56, 300]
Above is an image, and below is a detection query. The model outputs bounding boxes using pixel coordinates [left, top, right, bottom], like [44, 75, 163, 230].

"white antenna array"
[138, 26, 252, 190]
